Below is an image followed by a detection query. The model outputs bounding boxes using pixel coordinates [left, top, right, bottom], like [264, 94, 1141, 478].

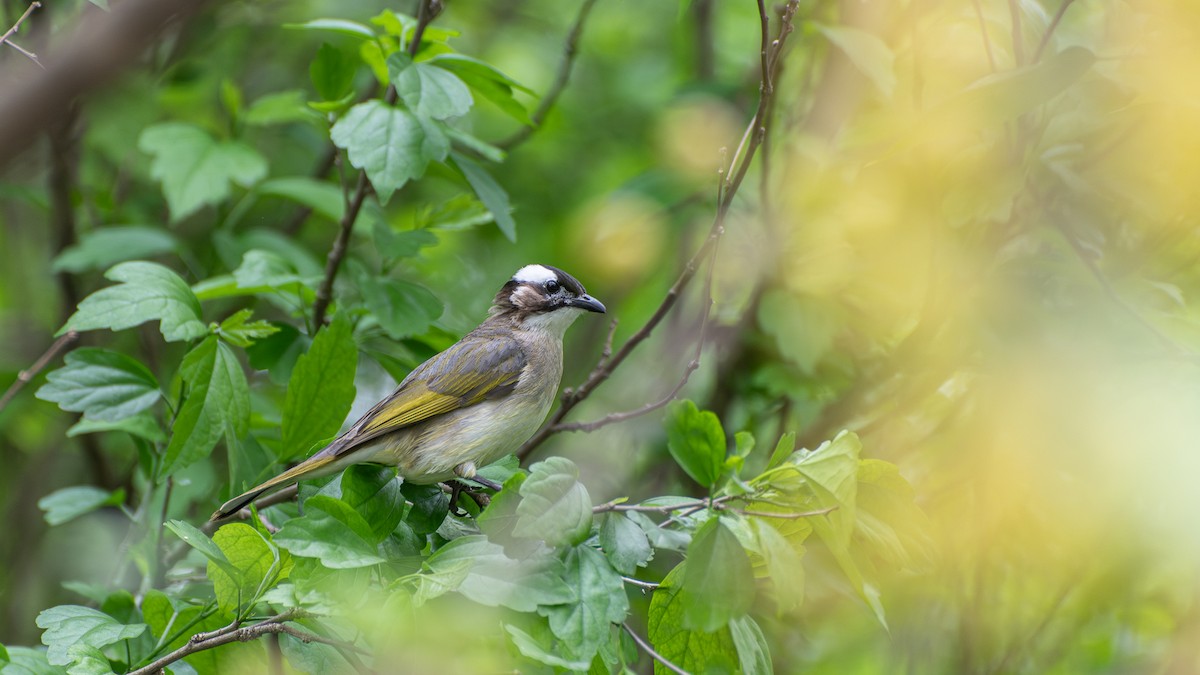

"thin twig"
[0, 1, 42, 67]
[623, 623, 690, 675]
[621, 576, 660, 591]
[1032, 0, 1077, 63]
[0, 330, 78, 414]
[497, 0, 599, 150]
[517, 0, 800, 460]
[309, 0, 437, 331]
[737, 505, 836, 519]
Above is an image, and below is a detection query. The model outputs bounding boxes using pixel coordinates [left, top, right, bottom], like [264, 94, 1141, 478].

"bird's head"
[491, 264, 606, 334]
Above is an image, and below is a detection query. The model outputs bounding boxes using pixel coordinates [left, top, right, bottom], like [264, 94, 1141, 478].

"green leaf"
[816, 24, 895, 98]
[36, 348, 160, 422]
[330, 100, 449, 203]
[138, 123, 267, 221]
[163, 336, 250, 474]
[855, 458, 933, 568]
[515, 457, 592, 547]
[67, 411, 165, 442]
[757, 290, 837, 375]
[281, 315, 357, 460]
[37, 486, 124, 526]
[284, 18, 376, 39]
[599, 513, 652, 575]
[52, 226, 179, 273]
[350, 262, 444, 340]
[505, 623, 591, 672]
[274, 496, 385, 569]
[258, 177, 345, 222]
[388, 53, 473, 120]
[540, 545, 629, 664]
[729, 616, 773, 675]
[311, 43, 358, 101]
[791, 430, 861, 546]
[767, 431, 795, 470]
[61, 261, 206, 342]
[340, 465, 405, 542]
[0, 646, 58, 674]
[431, 54, 533, 125]
[373, 220, 438, 260]
[209, 523, 287, 616]
[400, 482, 449, 535]
[753, 519, 805, 614]
[244, 90, 322, 126]
[451, 152, 516, 241]
[246, 323, 308, 384]
[35, 605, 146, 667]
[648, 565, 738, 674]
[664, 399, 725, 488]
[426, 535, 575, 611]
[280, 632, 356, 674]
[216, 309, 281, 348]
[811, 513, 888, 631]
[232, 249, 306, 291]
[680, 517, 755, 631]
[166, 519, 241, 580]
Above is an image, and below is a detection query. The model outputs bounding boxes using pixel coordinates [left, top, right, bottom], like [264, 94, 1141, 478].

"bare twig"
[128, 609, 369, 675]
[623, 623, 689, 675]
[497, 0, 599, 150]
[310, 0, 437, 330]
[621, 576, 660, 591]
[0, 1, 42, 67]
[518, 0, 800, 460]
[0, 330, 78, 414]
[201, 485, 299, 535]
[1032, 0, 1077, 63]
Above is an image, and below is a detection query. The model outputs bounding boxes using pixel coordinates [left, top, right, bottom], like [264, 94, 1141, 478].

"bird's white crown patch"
[513, 264, 557, 285]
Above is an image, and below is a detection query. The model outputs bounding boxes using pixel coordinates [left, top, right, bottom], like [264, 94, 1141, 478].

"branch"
[128, 609, 369, 675]
[1032, 0, 1077, 63]
[0, 0, 213, 171]
[309, 0, 438, 330]
[0, 1, 41, 67]
[496, 0, 599, 150]
[0, 330, 78, 414]
[622, 623, 689, 675]
[518, 0, 800, 460]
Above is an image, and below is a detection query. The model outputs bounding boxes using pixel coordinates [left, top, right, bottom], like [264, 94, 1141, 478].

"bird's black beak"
[569, 294, 606, 313]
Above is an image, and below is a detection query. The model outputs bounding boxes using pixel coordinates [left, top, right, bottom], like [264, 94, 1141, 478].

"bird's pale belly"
[355, 393, 554, 484]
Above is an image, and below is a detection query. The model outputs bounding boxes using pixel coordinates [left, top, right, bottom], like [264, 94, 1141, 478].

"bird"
[211, 264, 605, 521]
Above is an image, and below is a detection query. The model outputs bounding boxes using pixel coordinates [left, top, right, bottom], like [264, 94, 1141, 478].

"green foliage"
[280, 316, 357, 460]
[138, 123, 268, 221]
[163, 336, 249, 474]
[515, 456, 593, 546]
[35, 605, 146, 667]
[664, 399, 726, 488]
[36, 348, 160, 422]
[37, 486, 125, 526]
[331, 100, 449, 203]
[678, 517, 755, 631]
[62, 262, 207, 342]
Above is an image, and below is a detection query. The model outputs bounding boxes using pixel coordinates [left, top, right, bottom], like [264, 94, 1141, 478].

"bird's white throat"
[521, 306, 584, 337]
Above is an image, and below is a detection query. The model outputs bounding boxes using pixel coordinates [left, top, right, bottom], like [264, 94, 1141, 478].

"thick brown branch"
[518, 0, 800, 460]
[0, 330, 77, 414]
[497, 0, 599, 150]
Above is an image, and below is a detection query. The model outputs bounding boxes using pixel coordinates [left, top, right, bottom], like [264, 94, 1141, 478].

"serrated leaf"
[791, 430, 861, 546]
[340, 465, 405, 542]
[166, 519, 240, 580]
[400, 481, 449, 535]
[163, 336, 250, 474]
[599, 513, 652, 575]
[209, 523, 288, 616]
[281, 316, 357, 460]
[648, 565, 738, 674]
[350, 262, 443, 340]
[216, 309, 280, 348]
[426, 535, 575, 611]
[232, 249, 306, 291]
[664, 399, 725, 488]
[388, 53, 473, 120]
[52, 226, 179, 273]
[680, 517, 755, 631]
[61, 261, 206, 342]
[331, 100, 449, 203]
[431, 54, 533, 125]
[37, 486, 124, 526]
[274, 495, 384, 568]
[67, 412, 165, 443]
[505, 623, 591, 672]
[452, 152, 515, 241]
[515, 457, 592, 546]
[36, 348, 160, 422]
[138, 123, 267, 221]
[35, 605, 146, 667]
[540, 545, 629, 663]
[258, 177, 345, 223]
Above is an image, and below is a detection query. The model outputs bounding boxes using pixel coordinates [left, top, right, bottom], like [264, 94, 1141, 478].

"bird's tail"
[209, 453, 340, 521]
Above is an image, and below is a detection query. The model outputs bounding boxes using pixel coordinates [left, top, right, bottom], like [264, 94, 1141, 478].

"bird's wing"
[331, 333, 527, 454]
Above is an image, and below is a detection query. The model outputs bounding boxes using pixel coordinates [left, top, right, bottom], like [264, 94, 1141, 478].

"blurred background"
[2, 0, 1200, 671]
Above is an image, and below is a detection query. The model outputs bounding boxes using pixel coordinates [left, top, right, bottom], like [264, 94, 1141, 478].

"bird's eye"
[545, 279, 560, 292]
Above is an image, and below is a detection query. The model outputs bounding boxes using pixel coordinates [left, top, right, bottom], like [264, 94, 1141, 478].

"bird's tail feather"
[209, 454, 339, 521]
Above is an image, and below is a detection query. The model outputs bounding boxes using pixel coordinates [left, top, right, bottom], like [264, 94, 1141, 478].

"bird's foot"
[444, 480, 494, 516]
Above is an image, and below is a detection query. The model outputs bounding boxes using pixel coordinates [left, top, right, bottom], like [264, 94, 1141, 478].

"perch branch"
[0, 330, 78, 414]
